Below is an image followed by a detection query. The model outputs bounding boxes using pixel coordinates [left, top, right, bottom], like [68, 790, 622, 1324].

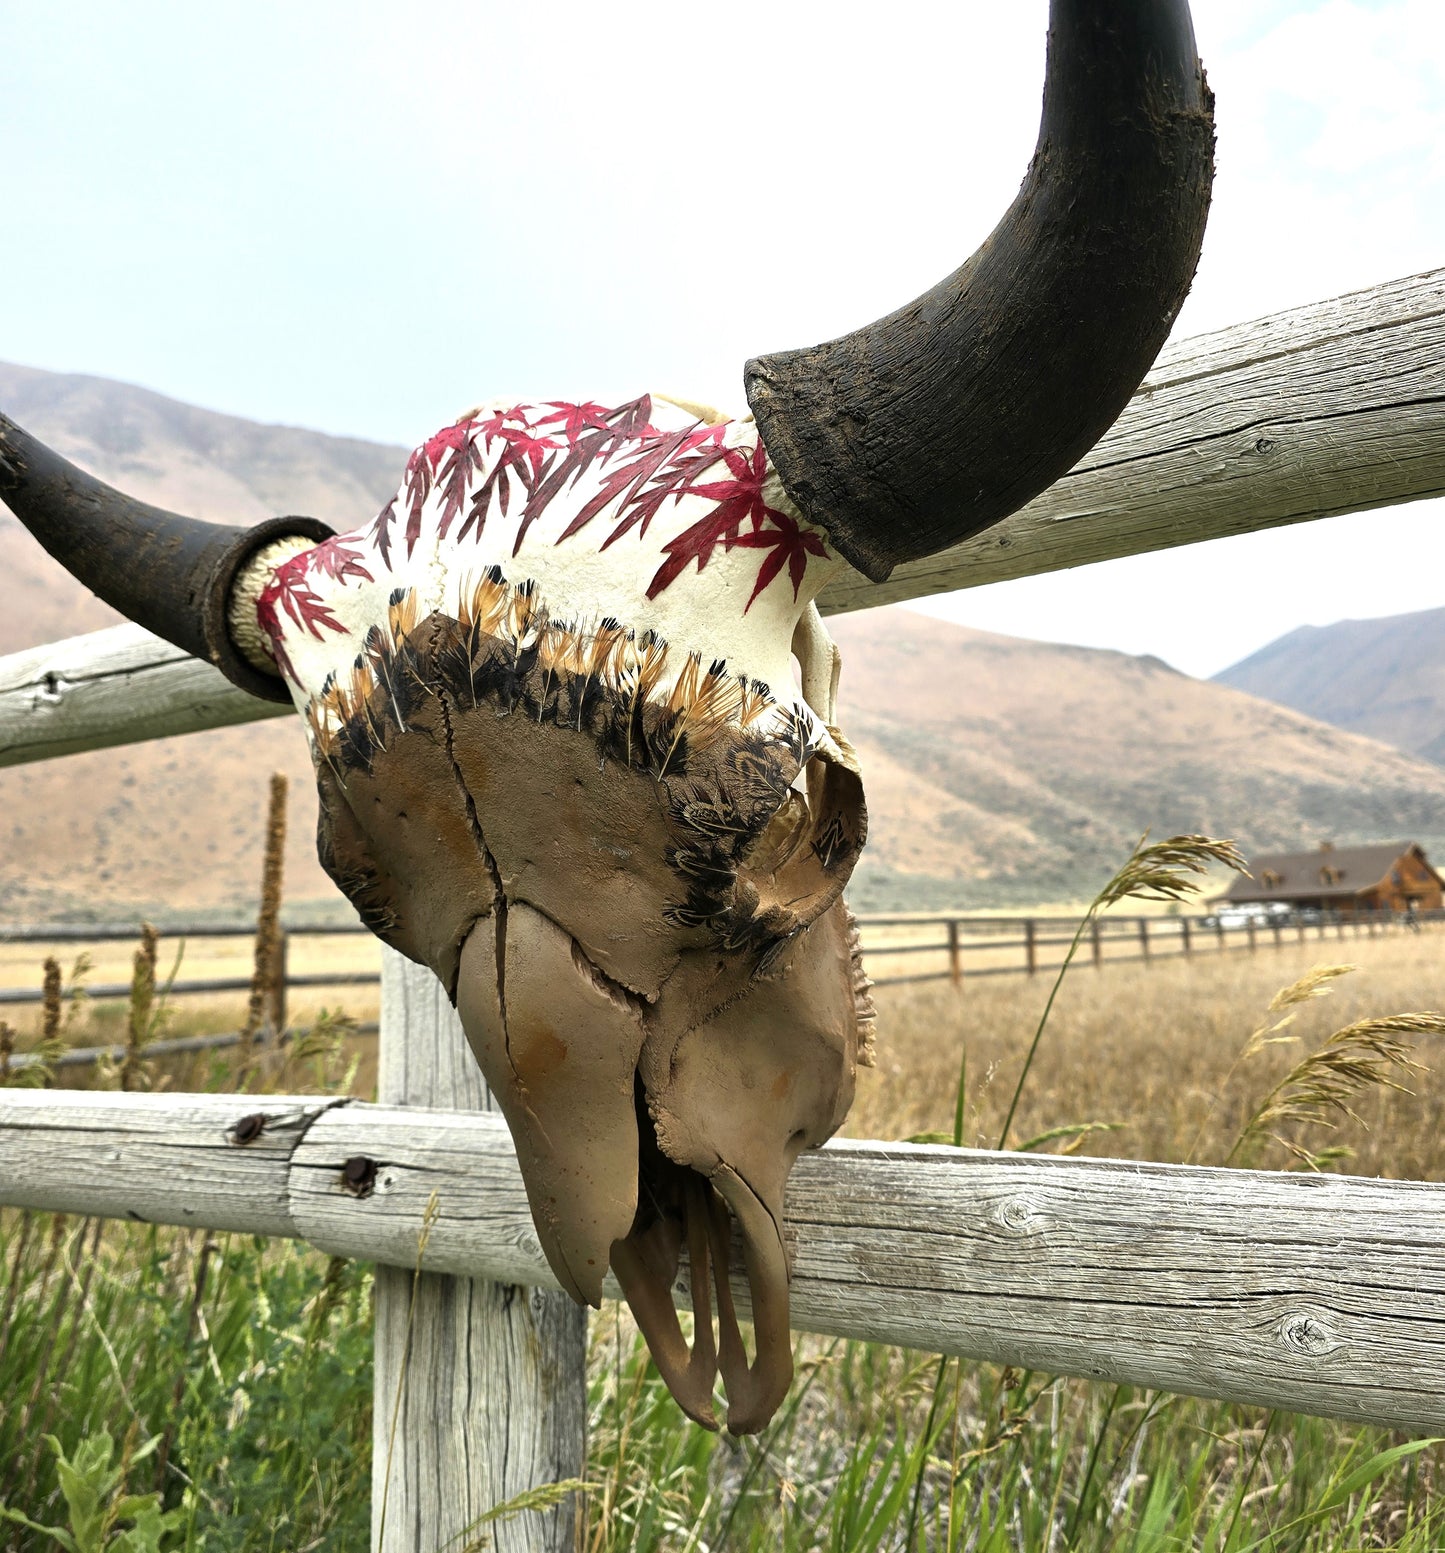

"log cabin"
[1223, 841, 1443, 916]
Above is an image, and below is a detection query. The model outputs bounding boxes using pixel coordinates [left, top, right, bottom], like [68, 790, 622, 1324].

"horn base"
[206, 515, 334, 701]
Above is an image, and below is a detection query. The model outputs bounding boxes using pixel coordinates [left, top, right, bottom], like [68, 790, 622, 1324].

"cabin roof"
[1224, 842, 1441, 902]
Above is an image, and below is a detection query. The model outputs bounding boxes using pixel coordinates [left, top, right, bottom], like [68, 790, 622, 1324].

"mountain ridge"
[1214, 605, 1445, 767]
[834, 609, 1445, 910]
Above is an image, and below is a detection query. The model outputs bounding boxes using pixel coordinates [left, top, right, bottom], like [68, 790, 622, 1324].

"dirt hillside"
[832, 610, 1445, 909]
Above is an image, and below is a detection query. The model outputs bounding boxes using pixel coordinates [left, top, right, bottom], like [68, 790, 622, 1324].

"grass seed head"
[1230, 1011, 1440, 1168]
[1097, 834, 1249, 912]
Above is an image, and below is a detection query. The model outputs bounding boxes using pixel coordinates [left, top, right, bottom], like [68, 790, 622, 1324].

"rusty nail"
[231, 1112, 267, 1146]
[341, 1155, 378, 1197]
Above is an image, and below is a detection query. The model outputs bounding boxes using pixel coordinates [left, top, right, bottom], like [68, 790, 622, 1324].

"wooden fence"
[861, 905, 1443, 987]
[3, 269, 1445, 1550]
[1, 903, 1438, 1044]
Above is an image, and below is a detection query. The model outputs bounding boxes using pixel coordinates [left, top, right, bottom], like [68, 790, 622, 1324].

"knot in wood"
[1280, 1310, 1338, 1358]
[341, 1154, 378, 1198]
[230, 1112, 267, 1146]
[995, 1196, 1038, 1234]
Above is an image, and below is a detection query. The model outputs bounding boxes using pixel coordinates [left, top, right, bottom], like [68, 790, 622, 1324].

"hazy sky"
[2, 0, 1440, 677]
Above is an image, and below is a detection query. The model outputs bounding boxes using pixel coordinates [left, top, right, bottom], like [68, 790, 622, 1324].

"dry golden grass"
[847, 923, 1445, 1180]
[0, 929, 382, 1097]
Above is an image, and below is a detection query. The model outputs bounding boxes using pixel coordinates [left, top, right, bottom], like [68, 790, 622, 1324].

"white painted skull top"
[256, 394, 843, 721]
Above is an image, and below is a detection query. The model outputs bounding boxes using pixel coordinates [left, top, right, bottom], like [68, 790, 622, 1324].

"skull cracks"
[0, 0, 1214, 1433]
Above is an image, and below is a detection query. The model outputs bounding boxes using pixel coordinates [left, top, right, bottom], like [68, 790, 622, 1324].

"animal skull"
[257, 396, 871, 1430]
[0, 1, 1213, 1433]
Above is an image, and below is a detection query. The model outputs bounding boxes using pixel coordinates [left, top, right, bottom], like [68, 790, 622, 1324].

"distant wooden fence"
[1, 903, 1437, 1040]
[863, 904, 1445, 987]
[4, 270, 1445, 1550]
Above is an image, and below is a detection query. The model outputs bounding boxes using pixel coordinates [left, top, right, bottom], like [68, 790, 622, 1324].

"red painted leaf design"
[257, 553, 352, 680]
[401, 446, 433, 559]
[434, 420, 487, 539]
[367, 398, 827, 609]
[535, 400, 616, 442]
[304, 535, 375, 587]
[640, 440, 829, 605]
[733, 509, 829, 608]
[370, 497, 398, 570]
[594, 423, 729, 548]
[521, 396, 660, 541]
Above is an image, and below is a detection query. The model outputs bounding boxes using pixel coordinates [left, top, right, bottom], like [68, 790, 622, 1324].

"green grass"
[3, 1211, 1440, 1551]
[0, 1218, 372, 1549]
[583, 1327, 1445, 1550]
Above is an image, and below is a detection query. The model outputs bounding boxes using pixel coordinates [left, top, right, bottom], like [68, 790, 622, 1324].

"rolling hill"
[833, 611, 1445, 910]
[1213, 607, 1445, 767]
[5, 361, 1445, 920]
[0, 360, 405, 653]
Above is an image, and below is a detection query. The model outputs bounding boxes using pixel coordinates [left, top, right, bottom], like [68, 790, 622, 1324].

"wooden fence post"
[1090, 918, 1102, 970]
[1024, 918, 1037, 976]
[1246, 919, 1257, 955]
[373, 948, 587, 1553]
[1180, 917, 1192, 957]
[1138, 918, 1151, 962]
[947, 919, 962, 989]
[269, 931, 289, 1041]
[1271, 918, 1284, 952]
[1216, 918, 1227, 953]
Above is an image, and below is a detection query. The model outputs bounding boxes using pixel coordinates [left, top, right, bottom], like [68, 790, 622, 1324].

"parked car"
[1201, 902, 1293, 930]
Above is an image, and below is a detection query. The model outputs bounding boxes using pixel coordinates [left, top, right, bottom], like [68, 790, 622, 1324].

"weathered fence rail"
[0, 920, 370, 942]
[0, 968, 378, 1008]
[5, 269, 1445, 768]
[5, 271, 1445, 1547]
[864, 905, 1444, 987]
[5, 1020, 380, 1072]
[4, 1085, 1443, 1436]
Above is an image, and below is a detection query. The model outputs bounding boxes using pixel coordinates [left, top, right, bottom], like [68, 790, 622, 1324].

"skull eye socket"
[743, 789, 810, 875]
[733, 739, 866, 944]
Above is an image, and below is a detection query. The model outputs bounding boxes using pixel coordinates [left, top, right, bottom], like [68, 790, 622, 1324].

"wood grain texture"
[0, 1088, 343, 1236]
[0, 622, 286, 767]
[5, 1090, 1443, 1434]
[4, 268, 1445, 766]
[368, 949, 587, 1553]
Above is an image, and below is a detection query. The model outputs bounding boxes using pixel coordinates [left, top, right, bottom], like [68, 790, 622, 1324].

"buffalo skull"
[0, 0, 1212, 1433]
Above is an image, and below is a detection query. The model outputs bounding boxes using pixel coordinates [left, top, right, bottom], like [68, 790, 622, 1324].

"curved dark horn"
[744, 0, 1215, 582]
[0, 414, 332, 701]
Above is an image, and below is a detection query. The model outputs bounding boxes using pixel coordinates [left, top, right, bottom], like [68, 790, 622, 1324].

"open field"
[2, 920, 1444, 1548]
[853, 923, 1445, 1176]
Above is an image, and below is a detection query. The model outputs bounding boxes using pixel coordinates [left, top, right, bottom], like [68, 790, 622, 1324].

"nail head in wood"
[341, 1154, 377, 1197]
[230, 1112, 267, 1146]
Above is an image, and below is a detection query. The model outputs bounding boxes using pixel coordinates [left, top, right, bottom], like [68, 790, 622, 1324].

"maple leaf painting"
[256, 555, 351, 681]
[645, 440, 807, 603]
[304, 535, 375, 587]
